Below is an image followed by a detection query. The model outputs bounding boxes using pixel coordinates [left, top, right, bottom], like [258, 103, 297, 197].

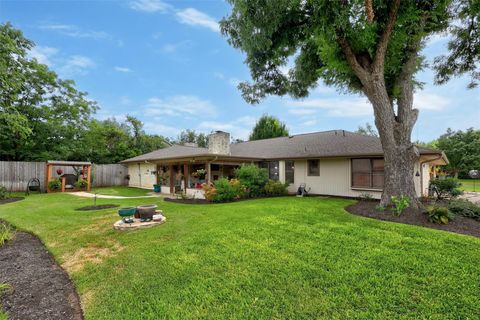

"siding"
[128, 163, 156, 189]
[281, 158, 425, 199]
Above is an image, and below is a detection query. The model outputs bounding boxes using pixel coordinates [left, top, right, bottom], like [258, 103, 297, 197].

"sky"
[1, 0, 479, 142]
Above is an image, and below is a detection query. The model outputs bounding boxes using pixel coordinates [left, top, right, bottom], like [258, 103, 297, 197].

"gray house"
[121, 130, 448, 199]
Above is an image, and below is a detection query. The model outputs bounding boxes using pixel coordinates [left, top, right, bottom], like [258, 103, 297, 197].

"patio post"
[183, 164, 189, 190]
[206, 162, 211, 184]
[169, 164, 174, 194]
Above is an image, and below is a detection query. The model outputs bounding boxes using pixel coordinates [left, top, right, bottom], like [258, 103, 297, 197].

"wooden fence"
[0, 161, 128, 192]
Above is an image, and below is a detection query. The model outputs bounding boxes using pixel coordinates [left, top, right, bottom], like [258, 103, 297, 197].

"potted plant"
[75, 179, 88, 190]
[56, 169, 63, 176]
[195, 169, 207, 180]
[48, 178, 61, 191]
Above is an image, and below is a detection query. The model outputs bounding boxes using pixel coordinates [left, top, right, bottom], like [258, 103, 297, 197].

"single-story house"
[121, 130, 448, 199]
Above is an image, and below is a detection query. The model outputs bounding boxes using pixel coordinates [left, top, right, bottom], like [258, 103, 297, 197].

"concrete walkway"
[460, 192, 480, 205]
[68, 191, 160, 199]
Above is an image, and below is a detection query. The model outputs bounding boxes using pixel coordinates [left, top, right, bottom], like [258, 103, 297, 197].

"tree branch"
[373, 0, 401, 72]
[336, 30, 370, 85]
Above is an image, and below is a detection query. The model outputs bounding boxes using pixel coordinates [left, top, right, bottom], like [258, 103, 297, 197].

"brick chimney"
[208, 131, 230, 155]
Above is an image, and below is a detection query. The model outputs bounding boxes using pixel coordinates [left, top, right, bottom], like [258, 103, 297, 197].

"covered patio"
[154, 157, 258, 198]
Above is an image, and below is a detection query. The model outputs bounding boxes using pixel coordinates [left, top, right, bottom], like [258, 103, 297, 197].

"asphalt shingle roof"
[121, 130, 443, 163]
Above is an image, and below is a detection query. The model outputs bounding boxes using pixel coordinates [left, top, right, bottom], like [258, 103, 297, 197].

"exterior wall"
[282, 158, 426, 199]
[128, 163, 156, 189]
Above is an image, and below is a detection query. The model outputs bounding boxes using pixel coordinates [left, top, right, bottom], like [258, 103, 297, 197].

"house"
[121, 130, 448, 199]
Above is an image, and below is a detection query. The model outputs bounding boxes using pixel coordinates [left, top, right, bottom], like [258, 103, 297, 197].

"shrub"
[202, 183, 217, 202]
[213, 178, 238, 202]
[390, 195, 410, 216]
[359, 193, 374, 201]
[429, 178, 463, 200]
[48, 179, 61, 190]
[75, 179, 88, 189]
[0, 224, 14, 246]
[426, 206, 452, 224]
[229, 178, 246, 199]
[234, 164, 268, 197]
[0, 186, 8, 200]
[264, 180, 288, 196]
[448, 199, 480, 220]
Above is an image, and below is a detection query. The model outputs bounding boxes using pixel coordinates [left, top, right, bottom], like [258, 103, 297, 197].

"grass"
[0, 224, 14, 246]
[0, 193, 479, 319]
[459, 179, 480, 192]
[90, 186, 153, 197]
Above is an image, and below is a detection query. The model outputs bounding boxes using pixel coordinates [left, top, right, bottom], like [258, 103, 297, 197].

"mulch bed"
[345, 200, 480, 238]
[164, 198, 209, 205]
[75, 204, 119, 211]
[0, 222, 83, 320]
[0, 197, 24, 205]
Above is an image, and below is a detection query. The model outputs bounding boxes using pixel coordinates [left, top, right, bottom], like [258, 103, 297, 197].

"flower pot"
[153, 184, 161, 193]
[137, 204, 157, 220]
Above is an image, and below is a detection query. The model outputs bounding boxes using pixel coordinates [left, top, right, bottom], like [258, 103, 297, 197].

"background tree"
[436, 128, 480, 178]
[249, 114, 289, 141]
[176, 129, 208, 147]
[221, 0, 479, 207]
[355, 122, 378, 137]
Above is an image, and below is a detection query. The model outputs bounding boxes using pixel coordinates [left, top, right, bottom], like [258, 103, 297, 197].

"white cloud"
[60, 55, 95, 76]
[414, 92, 450, 111]
[176, 8, 219, 32]
[129, 0, 171, 13]
[160, 40, 193, 53]
[143, 121, 180, 136]
[120, 96, 132, 105]
[39, 23, 112, 40]
[197, 116, 258, 140]
[114, 66, 133, 73]
[287, 97, 372, 117]
[29, 46, 58, 66]
[145, 95, 216, 117]
[213, 72, 225, 79]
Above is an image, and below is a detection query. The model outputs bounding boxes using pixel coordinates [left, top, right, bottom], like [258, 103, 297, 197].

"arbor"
[221, 0, 479, 207]
[249, 114, 289, 141]
[436, 128, 480, 178]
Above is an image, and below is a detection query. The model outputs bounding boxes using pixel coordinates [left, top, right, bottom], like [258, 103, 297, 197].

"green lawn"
[459, 179, 480, 192]
[0, 194, 479, 319]
[90, 186, 153, 197]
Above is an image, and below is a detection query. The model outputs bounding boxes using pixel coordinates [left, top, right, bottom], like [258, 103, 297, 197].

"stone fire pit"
[113, 209, 166, 231]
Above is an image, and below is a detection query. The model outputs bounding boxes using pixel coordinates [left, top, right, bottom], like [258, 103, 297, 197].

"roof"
[47, 160, 91, 165]
[121, 130, 446, 163]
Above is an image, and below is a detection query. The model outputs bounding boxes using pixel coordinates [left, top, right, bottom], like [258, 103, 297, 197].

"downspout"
[137, 163, 142, 188]
[420, 155, 442, 197]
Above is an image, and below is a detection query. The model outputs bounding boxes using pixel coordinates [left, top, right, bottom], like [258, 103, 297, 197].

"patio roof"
[47, 160, 92, 166]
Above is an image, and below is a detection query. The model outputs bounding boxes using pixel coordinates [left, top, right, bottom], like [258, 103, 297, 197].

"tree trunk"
[364, 78, 421, 209]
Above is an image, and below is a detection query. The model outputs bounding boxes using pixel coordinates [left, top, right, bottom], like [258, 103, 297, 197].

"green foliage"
[426, 206, 452, 224]
[177, 129, 208, 147]
[75, 179, 88, 189]
[249, 114, 289, 141]
[430, 178, 463, 200]
[0, 224, 14, 246]
[264, 180, 288, 196]
[375, 204, 386, 212]
[48, 179, 61, 191]
[435, 128, 480, 178]
[202, 183, 217, 202]
[234, 164, 269, 197]
[0, 186, 7, 200]
[355, 123, 378, 137]
[448, 199, 480, 220]
[358, 192, 374, 201]
[390, 196, 410, 216]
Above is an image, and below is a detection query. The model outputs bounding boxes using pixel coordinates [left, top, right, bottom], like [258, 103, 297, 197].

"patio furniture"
[26, 178, 41, 195]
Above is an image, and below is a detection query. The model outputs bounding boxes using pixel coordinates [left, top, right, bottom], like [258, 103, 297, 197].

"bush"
[0, 186, 8, 200]
[427, 206, 452, 224]
[48, 179, 61, 190]
[75, 179, 88, 189]
[390, 195, 410, 216]
[202, 183, 217, 202]
[234, 164, 268, 197]
[359, 193, 374, 201]
[448, 199, 480, 220]
[429, 178, 463, 200]
[202, 178, 246, 203]
[264, 180, 288, 196]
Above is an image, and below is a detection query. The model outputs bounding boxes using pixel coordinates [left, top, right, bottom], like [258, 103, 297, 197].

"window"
[307, 160, 320, 176]
[259, 161, 279, 180]
[351, 158, 384, 189]
[285, 160, 294, 184]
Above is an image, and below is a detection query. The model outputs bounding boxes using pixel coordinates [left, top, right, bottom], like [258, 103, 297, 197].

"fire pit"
[137, 204, 157, 222]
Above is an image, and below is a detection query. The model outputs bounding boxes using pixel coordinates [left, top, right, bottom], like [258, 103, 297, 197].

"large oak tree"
[221, 0, 479, 207]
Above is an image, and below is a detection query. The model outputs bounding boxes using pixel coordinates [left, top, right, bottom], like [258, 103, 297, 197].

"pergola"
[45, 160, 92, 192]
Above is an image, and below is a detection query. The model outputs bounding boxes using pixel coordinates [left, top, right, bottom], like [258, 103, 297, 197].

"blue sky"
[1, 0, 479, 141]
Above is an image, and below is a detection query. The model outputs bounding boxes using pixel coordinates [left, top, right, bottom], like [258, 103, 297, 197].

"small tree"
[234, 164, 269, 197]
[249, 114, 289, 141]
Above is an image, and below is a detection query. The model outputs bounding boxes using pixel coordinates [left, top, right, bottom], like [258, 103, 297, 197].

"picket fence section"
[0, 161, 128, 192]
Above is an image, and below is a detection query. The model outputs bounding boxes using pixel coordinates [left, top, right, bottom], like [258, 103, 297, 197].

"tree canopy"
[249, 114, 289, 141]
[0, 23, 169, 163]
[176, 129, 208, 147]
